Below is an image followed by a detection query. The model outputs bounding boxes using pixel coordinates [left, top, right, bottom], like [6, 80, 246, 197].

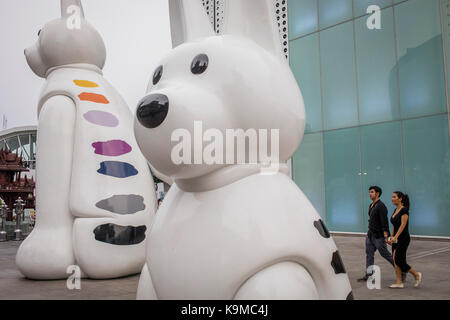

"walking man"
[358, 186, 394, 282]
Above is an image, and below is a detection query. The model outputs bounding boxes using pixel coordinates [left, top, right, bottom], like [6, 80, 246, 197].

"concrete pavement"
[0, 235, 448, 300]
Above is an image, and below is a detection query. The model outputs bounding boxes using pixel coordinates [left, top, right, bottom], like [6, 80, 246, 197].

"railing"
[0, 185, 34, 192]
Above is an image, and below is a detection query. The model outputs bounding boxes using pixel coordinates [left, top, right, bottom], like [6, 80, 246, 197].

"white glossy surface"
[16, 0, 156, 280]
[135, 0, 352, 299]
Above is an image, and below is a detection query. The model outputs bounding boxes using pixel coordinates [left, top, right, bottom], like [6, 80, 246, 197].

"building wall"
[289, 0, 450, 236]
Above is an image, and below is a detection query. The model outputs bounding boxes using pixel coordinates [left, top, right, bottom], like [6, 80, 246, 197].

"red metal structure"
[0, 147, 35, 220]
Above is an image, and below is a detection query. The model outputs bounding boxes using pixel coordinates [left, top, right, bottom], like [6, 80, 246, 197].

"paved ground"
[0, 235, 449, 300]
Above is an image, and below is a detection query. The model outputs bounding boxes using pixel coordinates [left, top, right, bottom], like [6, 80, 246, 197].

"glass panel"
[318, 0, 353, 29]
[355, 7, 399, 124]
[402, 115, 450, 237]
[353, 0, 393, 17]
[324, 127, 364, 232]
[320, 21, 358, 130]
[0, 140, 6, 150]
[19, 134, 30, 161]
[443, 0, 450, 103]
[30, 134, 36, 161]
[290, 34, 323, 132]
[288, 0, 318, 39]
[360, 122, 403, 231]
[292, 132, 326, 219]
[395, 0, 446, 118]
[6, 136, 20, 153]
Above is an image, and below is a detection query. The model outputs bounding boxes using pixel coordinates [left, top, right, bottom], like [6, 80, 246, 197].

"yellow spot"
[74, 80, 99, 88]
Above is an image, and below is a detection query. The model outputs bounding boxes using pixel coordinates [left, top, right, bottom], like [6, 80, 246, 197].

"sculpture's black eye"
[153, 65, 163, 85]
[38, 29, 41, 36]
[191, 54, 209, 75]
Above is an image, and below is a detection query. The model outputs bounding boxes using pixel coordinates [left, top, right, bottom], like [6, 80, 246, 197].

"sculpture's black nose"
[136, 94, 169, 128]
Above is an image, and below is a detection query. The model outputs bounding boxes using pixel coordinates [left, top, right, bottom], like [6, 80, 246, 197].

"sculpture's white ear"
[168, 0, 214, 48]
[222, 0, 283, 58]
[61, 0, 85, 19]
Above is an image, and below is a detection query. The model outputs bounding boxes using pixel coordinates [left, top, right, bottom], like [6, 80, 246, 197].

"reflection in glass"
[324, 128, 364, 232]
[355, 8, 399, 125]
[320, 22, 358, 130]
[293, 133, 326, 219]
[395, 0, 446, 118]
[353, 0, 393, 17]
[318, 0, 353, 29]
[402, 115, 450, 237]
[288, 0, 318, 39]
[360, 122, 403, 231]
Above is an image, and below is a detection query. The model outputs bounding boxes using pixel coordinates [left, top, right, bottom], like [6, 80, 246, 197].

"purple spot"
[83, 111, 119, 127]
[92, 140, 132, 157]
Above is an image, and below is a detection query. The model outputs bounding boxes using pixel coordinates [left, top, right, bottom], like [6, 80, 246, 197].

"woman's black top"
[390, 207, 410, 241]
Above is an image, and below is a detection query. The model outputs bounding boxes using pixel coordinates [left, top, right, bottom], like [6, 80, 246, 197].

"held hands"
[387, 237, 398, 245]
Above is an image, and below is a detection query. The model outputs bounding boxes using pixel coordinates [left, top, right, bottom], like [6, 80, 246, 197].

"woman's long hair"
[394, 191, 410, 211]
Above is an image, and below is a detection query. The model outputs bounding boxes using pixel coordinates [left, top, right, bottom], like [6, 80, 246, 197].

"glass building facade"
[289, 0, 450, 237]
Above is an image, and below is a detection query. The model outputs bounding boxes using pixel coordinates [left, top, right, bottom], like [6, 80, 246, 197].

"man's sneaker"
[357, 276, 368, 282]
[357, 273, 373, 282]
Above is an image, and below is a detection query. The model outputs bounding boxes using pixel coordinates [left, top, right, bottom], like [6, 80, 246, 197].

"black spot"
[153, 65, 163, 85]
[191, 54, 209, 74]
[331, 251, 346, 274]
[137, 93, 169, 128]
[346, 291, 354, 300]
[314, 219, 330, 238]
[93, 224, 146, 246]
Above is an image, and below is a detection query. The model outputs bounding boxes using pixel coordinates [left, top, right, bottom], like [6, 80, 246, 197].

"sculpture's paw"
[137, 263, 158, 300]
[15, 226, 75, 280]
[73, 217, 148, 279]
[234, 262, 320, 300]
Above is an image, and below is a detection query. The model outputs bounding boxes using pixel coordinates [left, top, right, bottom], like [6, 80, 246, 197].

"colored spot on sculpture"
[95, 194, 145, 214]
[83, 111, 119, 127]
[97, 161, 138, 178]
[92, 140, 132, 157]
[331, 251, 347, 275]
[73, 80, 99, 88]
[314, 219, 330, 238]
[93, 224, 146, 245]
[78, 92, 109, 104]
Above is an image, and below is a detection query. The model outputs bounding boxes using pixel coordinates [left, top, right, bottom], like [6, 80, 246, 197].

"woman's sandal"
[415, 272, 422, 287]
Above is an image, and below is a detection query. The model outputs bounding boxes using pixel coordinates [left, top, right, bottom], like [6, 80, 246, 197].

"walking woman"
[388, 191, 422, 288]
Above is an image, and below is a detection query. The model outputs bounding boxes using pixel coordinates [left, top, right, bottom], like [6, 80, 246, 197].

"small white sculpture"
[134, 0, 352, 299]
[16, 0, 156, 280]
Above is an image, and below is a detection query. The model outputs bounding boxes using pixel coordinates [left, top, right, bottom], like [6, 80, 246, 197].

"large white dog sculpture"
[16, 0, 156, 280]
[134, 0, 353, 299]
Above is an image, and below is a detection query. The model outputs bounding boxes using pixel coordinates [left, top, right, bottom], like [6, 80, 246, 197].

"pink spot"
[92, 140, 132, 157]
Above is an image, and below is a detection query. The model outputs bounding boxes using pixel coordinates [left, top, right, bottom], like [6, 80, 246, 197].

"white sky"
[0, 0, 172, 130]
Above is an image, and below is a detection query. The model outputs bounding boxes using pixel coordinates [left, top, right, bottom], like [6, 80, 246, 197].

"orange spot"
[74, 80, 99, 88]
[78, 92, 109, 104]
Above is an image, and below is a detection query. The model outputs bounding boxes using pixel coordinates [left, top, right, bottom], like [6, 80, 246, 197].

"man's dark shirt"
[367, 200, 390, 239]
